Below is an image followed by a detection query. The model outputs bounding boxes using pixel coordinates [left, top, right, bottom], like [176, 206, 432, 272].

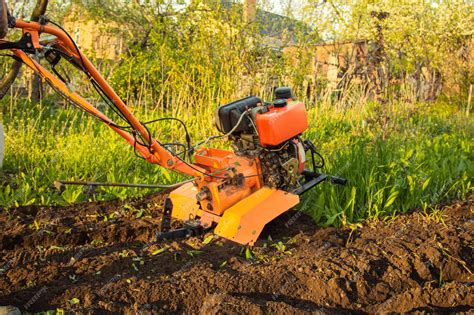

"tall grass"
[0, 4, 471, 225]
[301, 101, 472, 225]
[1, 95, 472, 226]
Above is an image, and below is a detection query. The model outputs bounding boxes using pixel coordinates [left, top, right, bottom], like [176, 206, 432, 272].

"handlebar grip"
[330, 176, 347, 186]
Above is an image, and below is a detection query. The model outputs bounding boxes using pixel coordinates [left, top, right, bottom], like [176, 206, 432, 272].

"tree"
[0, 0, 7, 39]
[300, 0, 473, 101]
[0, 0, 49, 101]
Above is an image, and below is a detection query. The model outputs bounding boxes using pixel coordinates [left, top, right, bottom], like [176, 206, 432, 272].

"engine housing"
[215, 87, 309, 191]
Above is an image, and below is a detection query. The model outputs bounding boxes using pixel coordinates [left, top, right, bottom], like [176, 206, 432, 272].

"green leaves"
[422, 178, 431, 192]
[384, 190, 398, 209]
[202, 235, 214, 245]
[186, 250, 204, 257]
[69, 298, 80, 306]
[302, 100, 471, 226]
[151, 247, 168, 256]
[244, 247, 254, 260]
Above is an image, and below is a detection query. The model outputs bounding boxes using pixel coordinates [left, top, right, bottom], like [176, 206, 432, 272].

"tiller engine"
[0, 12, 346, 245]
[162, 88, 346, 245]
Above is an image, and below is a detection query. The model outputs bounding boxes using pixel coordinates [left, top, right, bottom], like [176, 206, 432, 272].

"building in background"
[61, 1, 375, 97]
[284, 39, 369, 91]
[62, 0, 308, 60]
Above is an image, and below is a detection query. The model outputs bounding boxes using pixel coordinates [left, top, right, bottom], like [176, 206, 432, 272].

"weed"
[243, 247, 254, 260]
[219, 260, 227, 268]
[271, 241, 293, 255]
[202, 235, 214, 245]
[151, 247, 168, 256]
[69, 274, 78, 283]
[186, 250, 204, 257]
[68, 298, 80, 306]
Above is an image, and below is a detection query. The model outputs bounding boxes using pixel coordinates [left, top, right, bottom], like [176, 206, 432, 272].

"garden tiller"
[0, 9, 346, 245]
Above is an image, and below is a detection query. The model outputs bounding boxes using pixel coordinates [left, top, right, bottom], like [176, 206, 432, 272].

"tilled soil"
[0, 194, 472, 314]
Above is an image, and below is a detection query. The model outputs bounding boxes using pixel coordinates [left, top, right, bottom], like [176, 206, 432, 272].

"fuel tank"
[255, 101, 308, 147]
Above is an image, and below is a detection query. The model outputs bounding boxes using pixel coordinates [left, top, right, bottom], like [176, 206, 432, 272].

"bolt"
[167, 159, 173, 166]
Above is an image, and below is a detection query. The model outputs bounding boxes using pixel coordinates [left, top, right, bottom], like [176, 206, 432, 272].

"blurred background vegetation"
[0, 0, 472, 226]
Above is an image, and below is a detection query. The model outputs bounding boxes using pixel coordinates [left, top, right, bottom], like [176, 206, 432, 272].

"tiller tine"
[162, 175, 347, 245]
[156, 220, 209, 241]
[160, 198, 173, 233]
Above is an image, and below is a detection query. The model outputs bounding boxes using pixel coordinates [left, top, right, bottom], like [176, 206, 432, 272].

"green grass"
[1, 98, 472, 227]
[301, 101, 473, 225]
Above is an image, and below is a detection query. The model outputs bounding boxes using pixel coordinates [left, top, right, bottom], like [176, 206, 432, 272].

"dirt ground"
[0, 194, 472, 314]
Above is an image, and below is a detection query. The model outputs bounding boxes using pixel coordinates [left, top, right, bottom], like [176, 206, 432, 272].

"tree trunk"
[29, 0, 49, 104]
[370, 11, 389, 103]
[0, 0, 8, 39]
[414, 63, 422, 101]
[0, 0, 49, 101]
[31, 0, 49, 22]
[0, 0, 49, 169]
[0, 61, 21, 100]
[30, 57, 42, 103]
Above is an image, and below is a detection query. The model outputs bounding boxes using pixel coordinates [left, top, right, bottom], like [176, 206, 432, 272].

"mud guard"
[169, 182, 200, 221]
[214, 187, 299, 245]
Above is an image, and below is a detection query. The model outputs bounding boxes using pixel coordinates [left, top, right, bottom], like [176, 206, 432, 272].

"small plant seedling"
[271, 241, 293, 255]
[29, 219, 48, 232]
[244, 247, 254, 260]
[135, 208, 145, 218]
[152, 247, 168, 256]
[102, 212, 116, 222]
[69, 297, 80, 306]
[439, 268, 444, 288]
[49, 245, 66, 252]
[132, 263, 139, 271]
[271, 241, 286, 253]
[173, 252, 180, 261]
[91, 239, 105, 246]
[132, 257, 145, 264]
[186, 250, 204, 257]
[202, 235, 214, 245]
[119, 250, 130, 258]
[346, 222, 363, 246]
[69, 274, 78, 283]
[122, 204, 135, 214]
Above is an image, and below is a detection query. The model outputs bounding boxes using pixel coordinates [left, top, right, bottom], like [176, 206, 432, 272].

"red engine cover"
[255, 101, 309, 147]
